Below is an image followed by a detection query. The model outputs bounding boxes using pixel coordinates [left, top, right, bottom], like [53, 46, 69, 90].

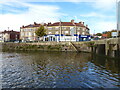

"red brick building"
[102, 34, 108, 38]
[0, 30, 20, 42]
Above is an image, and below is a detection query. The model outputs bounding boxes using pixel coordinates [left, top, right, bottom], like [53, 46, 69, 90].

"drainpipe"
[59, 19, 62, 42]
[73, 23, 77, 41]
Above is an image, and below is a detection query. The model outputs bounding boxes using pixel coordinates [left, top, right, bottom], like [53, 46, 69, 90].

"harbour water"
[1, 51, 120, 88]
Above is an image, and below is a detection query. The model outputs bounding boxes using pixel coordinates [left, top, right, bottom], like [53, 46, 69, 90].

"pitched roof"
[20, 22, 41, 29]
[1, 30, 20, 34]
[20, 20, 90, 30]
[47, 21, 89, 29]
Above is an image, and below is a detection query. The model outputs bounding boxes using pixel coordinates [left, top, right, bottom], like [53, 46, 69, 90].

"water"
[1, 51, 120, 88]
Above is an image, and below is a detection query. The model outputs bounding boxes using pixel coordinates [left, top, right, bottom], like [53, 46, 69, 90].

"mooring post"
[105, 42, 109, 56]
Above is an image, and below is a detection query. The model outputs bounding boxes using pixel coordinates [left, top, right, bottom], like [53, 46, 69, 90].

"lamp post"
[75, 24, 77, 42]
[59, 19, 62, 42]
[117, 0, 120, 37]
[8, 27, 9, 31]
[73, 22, 77, 41]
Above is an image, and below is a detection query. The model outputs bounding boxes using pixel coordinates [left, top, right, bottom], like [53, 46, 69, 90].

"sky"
[0, 0, 118, 34]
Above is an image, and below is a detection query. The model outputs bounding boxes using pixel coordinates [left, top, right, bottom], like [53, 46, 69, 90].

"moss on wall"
[2, 42, 65, 52]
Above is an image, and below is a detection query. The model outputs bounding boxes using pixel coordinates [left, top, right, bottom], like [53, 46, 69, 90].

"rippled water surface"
[1, 51, 120, 88]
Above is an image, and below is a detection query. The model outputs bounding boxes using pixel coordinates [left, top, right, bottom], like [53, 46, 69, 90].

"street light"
[116, 0, 120, 37]
[59, 19, 62, 42]
[72, 21, 77, 41]
[75, 24, 77, 42]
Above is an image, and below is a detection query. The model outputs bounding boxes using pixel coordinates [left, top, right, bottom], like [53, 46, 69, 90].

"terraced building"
[20, 20, 90, 42]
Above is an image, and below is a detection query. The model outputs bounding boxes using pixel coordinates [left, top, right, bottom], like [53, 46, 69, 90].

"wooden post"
[105, 43, 109, 56]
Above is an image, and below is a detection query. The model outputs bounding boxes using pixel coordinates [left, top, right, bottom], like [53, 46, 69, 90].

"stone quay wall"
[1, 38, 120, 58]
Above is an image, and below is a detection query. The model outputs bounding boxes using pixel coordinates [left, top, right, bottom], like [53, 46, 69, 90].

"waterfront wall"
[1, 38, 120, 58]
[1, 42, 77, 52]
[72, 38, 120, 58]
[1, 41, 93, 52]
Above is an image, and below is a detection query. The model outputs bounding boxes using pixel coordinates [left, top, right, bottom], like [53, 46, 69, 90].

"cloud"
[0, 1, 65, 31]
[0, 0, 116, 3]
[0, 0, 117, 34]
[80, 12, 105, 17]
[91, 0, 116, 11]
[79, 12, 115, 19]
[89, 21, 116, 34]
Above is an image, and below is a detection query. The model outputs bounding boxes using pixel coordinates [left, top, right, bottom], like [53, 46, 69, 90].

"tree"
[35, 25, 46, 38]
[96, 33, 102, 36]
[106, 31, 112, 38]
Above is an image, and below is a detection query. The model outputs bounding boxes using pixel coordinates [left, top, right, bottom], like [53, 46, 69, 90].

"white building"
[20, 20, 91, 42]
[44, 20, 90, 42]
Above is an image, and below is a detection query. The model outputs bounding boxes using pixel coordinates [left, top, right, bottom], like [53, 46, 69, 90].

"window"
[77, 27, 81, 30]
[77, 32, 80, 35]
[21, 29, 23, 32]
[80, 28, 83, 31]
[55, 31, 59, 34]
[21, 33, 24, 36]
[30, 29, 33, 31]
[34, 28, 36, 31]
[29, 32, 32, 36]
[34, 33, 36, 36]
[25, 32, 28, 36]
[65, 31, 68, 34]
[48, 27, 52, 30]
[83, 29, 85, 31]
[31, 33, 34, 36]
[82, 32, 85, 35]
[48, 32, 52, 34]
[62, 27, 66, 30]
[55, 27, 59, 29]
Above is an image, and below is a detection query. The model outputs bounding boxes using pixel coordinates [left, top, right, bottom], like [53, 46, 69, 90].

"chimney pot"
[34, 22, 37, 25]
[83, 22, 84, 25]
[71, 19, 74, 23]
[79, 21, 84, 24]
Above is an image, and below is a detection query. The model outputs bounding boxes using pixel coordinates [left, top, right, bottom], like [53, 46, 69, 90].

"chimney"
[86, 24, 88, 27]
[83, 22, 84, 25]
[71, 19, 74, 23]
[79, 21, 84, 24]
[34, 22, 37, 25]
[48, 22, 51, 25]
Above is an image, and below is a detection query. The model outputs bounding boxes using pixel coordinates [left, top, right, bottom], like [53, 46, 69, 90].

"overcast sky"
[0, 0, 117, 34]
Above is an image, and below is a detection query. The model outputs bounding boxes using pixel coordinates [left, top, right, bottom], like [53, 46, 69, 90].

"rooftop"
[0, 30, 20, 34]
[20, 20, 90, 30]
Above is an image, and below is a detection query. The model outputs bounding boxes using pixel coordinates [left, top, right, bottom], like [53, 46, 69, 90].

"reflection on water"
[1, 51, 120, 88]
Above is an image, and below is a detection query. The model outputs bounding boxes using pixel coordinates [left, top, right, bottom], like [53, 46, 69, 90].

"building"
[0, 30, 20, 42]
[44, 20, 90, 42]
[20, 22, 43, 42]
[102, 34, 108, 39]
[20, 20, 90, 42]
